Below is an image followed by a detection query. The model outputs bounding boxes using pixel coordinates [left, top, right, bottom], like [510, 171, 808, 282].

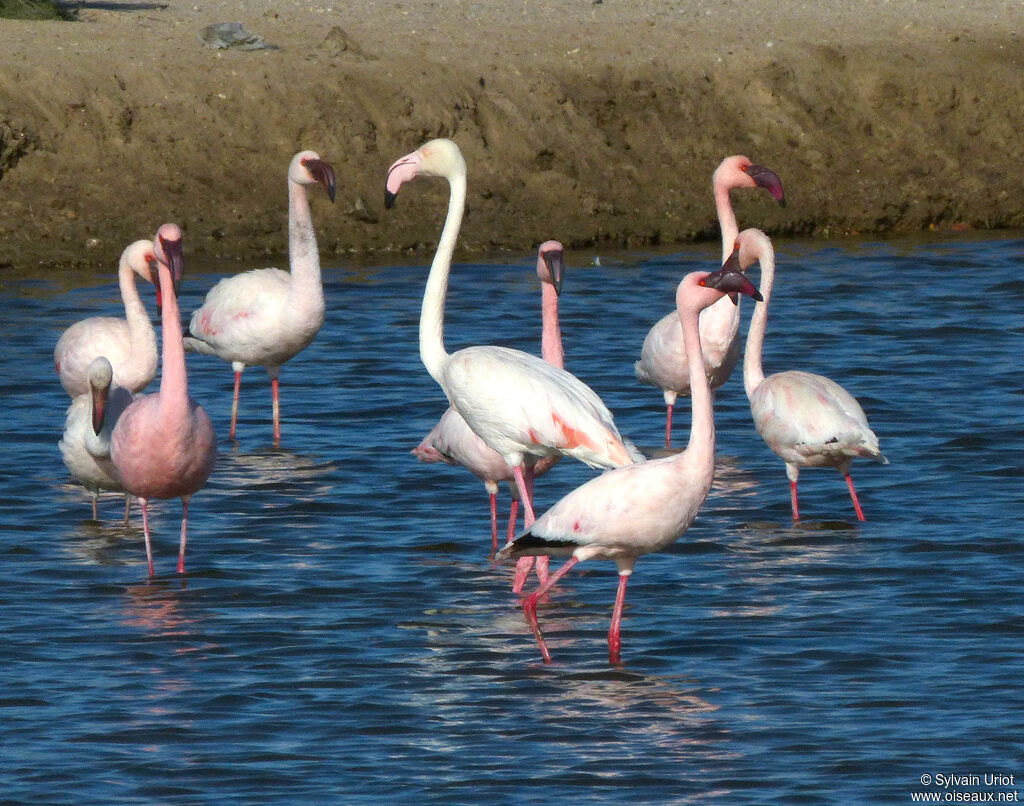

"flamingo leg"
[271, 376, 281, 445]
[790, 480, 800, 521]
[230, 370, 242, 440]
[522, 555, 579, 664]
[505, 498, 520, 546]
[845, 473, 866, 522]
[665, 402, 674, 449]
[608, 572, 630, 665]
[91, 494, 99, 521]
[511, 464, 538, 593]
[176, 496, 190, 575]
[488, 491, 499, 556]
[141, 498, 155, 579]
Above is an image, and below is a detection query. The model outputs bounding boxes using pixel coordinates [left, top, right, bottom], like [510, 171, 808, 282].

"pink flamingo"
[386, 138, 640, 539]
[499, 268, 763, 664]
[731, 228, 887, 521]
[54, 239, 158, 397]
[635, 155, 785, 447]
[184, 151, 336, 444]
[59, 356, 136, 522]
[111, 224, 217, 578]
[412, 240, 566, 556]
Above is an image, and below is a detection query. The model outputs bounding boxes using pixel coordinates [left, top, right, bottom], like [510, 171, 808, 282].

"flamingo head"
[537, 239, 564, 295]
[292, 150, 337, 202]
[87, 356, 113, 435]
[697, 263, 763, 306]
[121, 239, 158, 288]
[153, 223, 184, 299]
[733, 228, 774, 274]
[385, 138, 466, 208]
[714, 155, 786, 207]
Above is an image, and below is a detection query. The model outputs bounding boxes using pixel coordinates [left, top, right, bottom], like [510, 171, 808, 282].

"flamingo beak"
[384, 152, 422, 209]
[700, 255, 763, 304]
[744, 164, 787, 207]
[542, 248, 564, 295]
[159, 233, 185, 297]
[303, 158, 337, 202]
[91, 381, 109, 435]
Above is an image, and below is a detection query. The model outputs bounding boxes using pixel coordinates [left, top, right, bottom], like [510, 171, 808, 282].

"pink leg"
[176, 496, 190, 575]
[845, 474, 866, 521]
[522, 555, 579, 664]
[230, 370, 242, 440]
[665, 403, 674, 449]
[271, 377, 281, 445]
[488, 491, 499, 556]
[91, 495, 99, 521]
[141, 498, 155, 579]
[511, 464, 538, 593]
[505, 498, 520, 546]
[608, 572, 630, 665]
[790, 480, 800, 521]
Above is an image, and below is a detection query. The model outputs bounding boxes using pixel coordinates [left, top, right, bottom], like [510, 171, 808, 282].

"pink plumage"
[635, 155, 785, 447]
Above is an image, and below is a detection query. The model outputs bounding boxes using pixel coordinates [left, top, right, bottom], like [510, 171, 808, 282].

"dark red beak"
[302, 158, 337, 202]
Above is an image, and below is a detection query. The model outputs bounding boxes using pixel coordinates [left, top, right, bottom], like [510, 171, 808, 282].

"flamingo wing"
[186, 268, 291, 359]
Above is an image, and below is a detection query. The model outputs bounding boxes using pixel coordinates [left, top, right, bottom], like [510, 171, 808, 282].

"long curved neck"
[540, 283, 564, 369]
[714, 179, 740, 263]
[119, 256, 155, 359]
[156, 265, 188, 417]
[743, 248, 774, 398]
[286, 179, 324, 310]
[419, 171, 466, 382]
[680, 301, 715, 466]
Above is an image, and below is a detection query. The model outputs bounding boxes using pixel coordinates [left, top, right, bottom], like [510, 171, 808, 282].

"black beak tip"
[384, 190, 397, 210]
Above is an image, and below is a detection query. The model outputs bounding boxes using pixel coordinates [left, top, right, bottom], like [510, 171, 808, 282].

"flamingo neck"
[540, 283, 564, 370]
[286, 178, 325, 313]
[743, 249, 774, 398]
[680, 299, 715, 469]
[705, 177, 743, 333]
[118, 253, 156, 367]
[714, 179, 740, 263]
[419, 170, 466, 383]
[156, 264, 188, 417]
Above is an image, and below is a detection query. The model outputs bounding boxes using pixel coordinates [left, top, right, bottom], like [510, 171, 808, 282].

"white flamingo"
[59, 356, 136, 522]
[499, 268, 763, 664]
[184, 150, 336, 444]
[412, 240, 566, 556]
[54, 239, 158, 397]
[732, 228, 888, 521]
[385, 138, 640, 538]
[635, 155, 785, 447]
[111, 224, 218, 578]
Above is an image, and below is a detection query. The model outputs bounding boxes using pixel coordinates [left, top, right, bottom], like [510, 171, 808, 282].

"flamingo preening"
[111, 224, 217, 578]
[634, 155, 785, 447]
[731, 228, 887, 521]
[184, 151, 336, 445]
[500, 268, 763, 664]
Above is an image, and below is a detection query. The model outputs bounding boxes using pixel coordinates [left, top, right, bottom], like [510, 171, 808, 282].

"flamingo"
[499, 268, 763, 664]
[635, 155, 785, 447]
[731, 228, 888, 521]
[412, 240, 566, 556]
[59, 356, 136, 522]
[184, 150, 336, 445]
[111, 224, 217, 578]
[385, 138, 640, 541]
[54, 239, 158, 397]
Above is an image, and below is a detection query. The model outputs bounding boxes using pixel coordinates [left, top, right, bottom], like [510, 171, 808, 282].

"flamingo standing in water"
[730, 228, 887, 521]
[499, 268, 763, 664]
[386, 138, 640, 540]
[59, 356, 136, 522]
[635, 155, 785, 447]
[54, 239, 158, 397]
[111, 224, 217, 578]
[184, 151, 336, 444]
[412, 240, 566, 557]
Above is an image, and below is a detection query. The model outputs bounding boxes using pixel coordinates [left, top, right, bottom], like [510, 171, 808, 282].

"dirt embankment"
[1, 1, 1022, 270]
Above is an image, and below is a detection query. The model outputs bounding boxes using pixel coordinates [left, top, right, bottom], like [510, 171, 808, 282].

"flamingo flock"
[54, 138, 887, 664]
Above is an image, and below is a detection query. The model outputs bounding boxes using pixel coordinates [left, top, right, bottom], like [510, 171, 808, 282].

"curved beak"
[542, 248, 564, 295]
[159, 233, 185, 297]
[384, 152, 422, 209]
[303, 158, 337, 202]
[91, 382, 109, 435]
[700, 256, 763, 305]
[744, 164, 786, 207]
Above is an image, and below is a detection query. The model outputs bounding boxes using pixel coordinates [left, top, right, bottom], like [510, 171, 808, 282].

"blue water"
[2, 233, 1022, 805]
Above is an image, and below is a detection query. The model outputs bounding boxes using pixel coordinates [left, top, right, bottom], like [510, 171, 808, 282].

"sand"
[0, 0, 1022, 269]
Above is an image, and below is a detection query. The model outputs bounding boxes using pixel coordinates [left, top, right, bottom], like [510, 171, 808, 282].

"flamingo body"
[54, 240, 158, 397]
[184, 150, 336, 443]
